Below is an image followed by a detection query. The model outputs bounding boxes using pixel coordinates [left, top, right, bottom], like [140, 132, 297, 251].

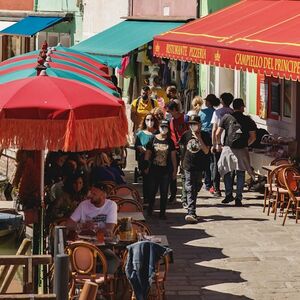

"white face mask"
[190, 124, 199, 132]
[145, 119, 154, 128]
[159, 127, 169, 135]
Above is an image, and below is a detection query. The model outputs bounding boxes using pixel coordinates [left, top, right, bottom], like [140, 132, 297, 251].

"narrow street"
[125, 148, 300, 300]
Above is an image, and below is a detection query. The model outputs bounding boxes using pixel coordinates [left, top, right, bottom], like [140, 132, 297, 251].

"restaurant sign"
[154, 40, 300, 81]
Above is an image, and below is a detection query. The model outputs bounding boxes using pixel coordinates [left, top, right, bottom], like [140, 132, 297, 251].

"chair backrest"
[117, 199, 143, 212]
[156, 254, 170, 282]
[113, 220, 151, 236]
[271, 158, 290, 166]
[110, 185, 142, 203]
[100, 181, 117, 194]
[66, 241, 108, 278]
[268, 164, 293, 192]
[283, 167, 300, 197]
[108, 195, 124, 204]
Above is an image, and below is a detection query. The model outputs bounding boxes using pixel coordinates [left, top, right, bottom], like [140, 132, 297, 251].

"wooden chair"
[122, 250, 170, 300]
[113, 220, 152, 237]
[282, 166, 300, 226]
[100, 181, 117, 194]
[117, 199, 143, 213]
[263, 159, 291, 213]
[66, 241, 115, 300]
[110, 185, 142, 204]
[108, 195, 124, 204]
[264, 164, 293, 216]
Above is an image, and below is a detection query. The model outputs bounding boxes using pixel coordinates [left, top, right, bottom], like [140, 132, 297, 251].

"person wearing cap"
[199, 94, 220, 193]
[216, 98, 257, 206]
[67, 182, 117, 233]
[210, 93, 234, 197]
[179, 115, 211, 223]
[144, 120, 177, 219]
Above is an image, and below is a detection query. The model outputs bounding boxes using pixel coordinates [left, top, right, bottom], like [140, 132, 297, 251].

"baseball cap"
[160, 120, 169, 127]
[188, 115, 201, 124]
[92, 182, 107, 192]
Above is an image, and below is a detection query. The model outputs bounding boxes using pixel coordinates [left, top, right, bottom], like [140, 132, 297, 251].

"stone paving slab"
[124, 148, 300, 299]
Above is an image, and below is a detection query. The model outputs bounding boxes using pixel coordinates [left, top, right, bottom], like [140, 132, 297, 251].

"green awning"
[71, 20, 184, 68]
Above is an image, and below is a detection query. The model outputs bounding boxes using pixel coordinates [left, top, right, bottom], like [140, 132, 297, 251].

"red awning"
[154, 0, 300, 80]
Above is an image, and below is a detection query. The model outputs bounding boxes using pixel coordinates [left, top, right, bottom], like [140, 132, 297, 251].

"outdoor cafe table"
[118, 211, 145, 221]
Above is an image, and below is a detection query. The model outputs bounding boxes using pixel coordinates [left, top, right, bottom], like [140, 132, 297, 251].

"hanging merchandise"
[124, 53, 137, 78]
[180, 61, 189, 90]
[187, 63, 196, 90]
[118, 56, 130, 76]
[146, 41, 153, 62]
[136, 45, 144, 63]
[162, 59, 171, 86]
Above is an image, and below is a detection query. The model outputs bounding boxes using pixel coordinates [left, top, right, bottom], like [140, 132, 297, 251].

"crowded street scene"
[1, 0, 300, 299]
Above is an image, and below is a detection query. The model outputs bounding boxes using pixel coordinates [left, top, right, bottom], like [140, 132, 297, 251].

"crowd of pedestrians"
[131, 77, 257, 224]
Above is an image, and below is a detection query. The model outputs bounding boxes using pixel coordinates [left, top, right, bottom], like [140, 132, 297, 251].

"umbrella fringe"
[0, 110, 128, 151]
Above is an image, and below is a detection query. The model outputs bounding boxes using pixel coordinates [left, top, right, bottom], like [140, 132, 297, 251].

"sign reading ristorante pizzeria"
[154, 40, 300, 81]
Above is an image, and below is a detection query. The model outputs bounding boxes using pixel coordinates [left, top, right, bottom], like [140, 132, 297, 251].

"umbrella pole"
[39, 150, 45, 292]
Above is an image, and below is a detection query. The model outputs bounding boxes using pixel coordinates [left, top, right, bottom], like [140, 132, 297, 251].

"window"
[270, 81, 280, 116]
[283, 79, 292, 118]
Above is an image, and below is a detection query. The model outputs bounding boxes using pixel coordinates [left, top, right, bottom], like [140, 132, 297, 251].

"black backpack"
[226, 114, 247, 148]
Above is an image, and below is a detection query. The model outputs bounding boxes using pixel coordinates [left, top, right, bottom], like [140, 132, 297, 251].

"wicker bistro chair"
[108, 195, 125, 204]
[265, 164, 293, 218]
[100, 181, 117, 194]
[117, 199, 143, 213]
[282, 167, 300, 226]
[122, 250, 170, 300]
[113, 220, 152, 237]
[110, 185, 143, 205]
[66, 241, 116, 300]
[263, 160, 291, 213]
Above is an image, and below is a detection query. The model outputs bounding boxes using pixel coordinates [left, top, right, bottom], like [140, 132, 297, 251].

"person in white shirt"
[67, 182, 117, 234]
[210, 93, 234, 197]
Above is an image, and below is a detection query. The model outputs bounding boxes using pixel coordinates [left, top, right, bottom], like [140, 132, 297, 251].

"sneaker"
[168, 196, 176, 203]
[182, 202, 188, 209]
[185, 214, 198, 224]
[235, 200, 243, 207]
[221, 195, 234, 204]
[213, 190, 222, 197]
[209, 186, 215, 194]
[159, 213, 167, 220]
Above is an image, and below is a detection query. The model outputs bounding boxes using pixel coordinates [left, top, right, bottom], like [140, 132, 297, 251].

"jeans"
[212, 152, 221, 191]
[170, 166, 187, 203]
[184, 170, 202, 216]
[148, 167, 170, 215]
[204, 154, 213, 189]
[224, 170, 245, 201]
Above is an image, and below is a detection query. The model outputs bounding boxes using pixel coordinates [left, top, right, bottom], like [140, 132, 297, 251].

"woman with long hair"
[135, 113, 159, 203]
[144, 120, 177, 219]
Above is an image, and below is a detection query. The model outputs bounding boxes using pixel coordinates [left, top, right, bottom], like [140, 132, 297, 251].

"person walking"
[135, 113, 159, 203]
[131, 86, 158, 132]
[166, 101, 189, 203]
[210, 93, 234, 197]
[179, 115, 211, 223]
[144, 120, 177, 219]
[199, 94, 219, 192]
[216, 98, 257, 206]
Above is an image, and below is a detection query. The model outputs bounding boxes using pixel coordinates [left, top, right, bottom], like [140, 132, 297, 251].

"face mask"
[159, 127, 169, 135]
[145, 120, 154, 128]
[190, 124, 199, 132]
[142, 95, 148, 100]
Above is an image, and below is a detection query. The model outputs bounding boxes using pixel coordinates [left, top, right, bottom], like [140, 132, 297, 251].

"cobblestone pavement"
[125, 148, 300, 300]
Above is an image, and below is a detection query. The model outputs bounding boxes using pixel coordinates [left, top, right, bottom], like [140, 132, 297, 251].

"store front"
[153, 0, 300, 172]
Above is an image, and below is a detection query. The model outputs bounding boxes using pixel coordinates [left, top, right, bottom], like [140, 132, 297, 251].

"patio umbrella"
[0, 67, 120, 97]
[0, 56, 111, 79]
[0, 74, 128, 152]
[1, 47, 109, 73]
[0, 61, 116, 90]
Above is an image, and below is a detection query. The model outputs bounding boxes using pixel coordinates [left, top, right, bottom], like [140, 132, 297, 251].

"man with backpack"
[131, 86, 158, 132]
[216, 98, 257, 206]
